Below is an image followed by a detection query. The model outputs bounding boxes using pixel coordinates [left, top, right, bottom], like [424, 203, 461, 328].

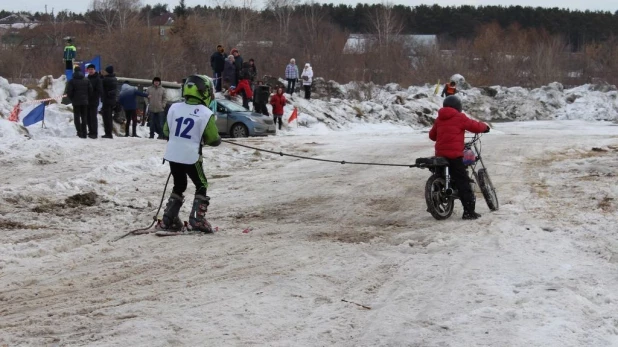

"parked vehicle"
[164, 98, 276, 138]
[415, 133, 499, 220]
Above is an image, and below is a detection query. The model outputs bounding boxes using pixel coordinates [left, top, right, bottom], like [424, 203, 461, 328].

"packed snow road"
[1, 121, 617, 346]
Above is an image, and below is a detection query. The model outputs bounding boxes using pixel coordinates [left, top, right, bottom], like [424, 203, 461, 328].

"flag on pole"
[8, 103, 21, 122]
[22, 102, 45, 127]
[288, 107, 298, 124]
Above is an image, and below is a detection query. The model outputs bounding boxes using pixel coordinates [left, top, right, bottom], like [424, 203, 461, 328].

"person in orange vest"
[441, 81, 457, 97]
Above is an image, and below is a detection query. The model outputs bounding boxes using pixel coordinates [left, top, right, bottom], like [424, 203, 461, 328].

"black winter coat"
[102, 73, 118, 105]
[66, 72, 92, 106]
[87, 72, 103, 105]
[210, 51, 225, 73]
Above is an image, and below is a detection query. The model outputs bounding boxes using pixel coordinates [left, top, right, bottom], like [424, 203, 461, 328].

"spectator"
[441, 81, 458, 97]
[252, 80, 270, 116]
[285, 58, 299, 95]
[230, 61, 253, 109]
[118, 81, 149, 137]
[210, 44, 226, 92]
[86, 63, 103, 139]
[147, 77, 167, 139]
[222, 55, 236, 91]
[230, 48, 243, 84]
[248, 58, 257, 83]
[101, 65, 117, 139]
[63, 38, 76, 71]
[301, 63, 313, 100]
[270, 87, 286, 132]
[65, 66, 92, 138]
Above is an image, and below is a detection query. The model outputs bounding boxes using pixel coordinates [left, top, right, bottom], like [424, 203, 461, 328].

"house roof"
[343, 33, 437, 54]
[0, 14, 38, 29]
[150, 13, 175, 27]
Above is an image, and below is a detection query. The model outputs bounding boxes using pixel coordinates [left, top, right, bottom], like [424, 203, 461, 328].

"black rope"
[112, 172, 172, 242]
[221, 139, 419, 168]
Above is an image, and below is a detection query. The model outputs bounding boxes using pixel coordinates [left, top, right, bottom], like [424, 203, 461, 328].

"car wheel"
[230, 123, 249, 138]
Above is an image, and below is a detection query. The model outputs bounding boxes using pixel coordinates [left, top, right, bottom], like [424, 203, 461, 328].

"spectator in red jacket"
[429, 95, 490, 220]
[269, 87, 286, 131]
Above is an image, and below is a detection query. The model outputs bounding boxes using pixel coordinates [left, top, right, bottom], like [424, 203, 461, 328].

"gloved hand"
[483, 124, 490, 133]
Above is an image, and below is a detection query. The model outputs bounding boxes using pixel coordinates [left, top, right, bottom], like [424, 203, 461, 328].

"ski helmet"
[443, 95, 462, 112]
[183, 75, 214, 106]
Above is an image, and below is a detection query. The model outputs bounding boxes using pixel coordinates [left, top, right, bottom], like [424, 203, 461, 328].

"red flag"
[8, 103, 21, 122]
[288, 107, 298, 124]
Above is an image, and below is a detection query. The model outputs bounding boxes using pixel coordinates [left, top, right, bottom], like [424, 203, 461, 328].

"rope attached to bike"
[221, 139, 419, 168]
[112, 172, 172, 242]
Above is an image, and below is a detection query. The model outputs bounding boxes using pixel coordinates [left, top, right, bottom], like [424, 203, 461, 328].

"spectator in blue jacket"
[118, 81, 148, 137]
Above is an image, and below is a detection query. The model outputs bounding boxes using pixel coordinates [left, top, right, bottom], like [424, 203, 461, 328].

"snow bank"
[2, 75, 617, 144]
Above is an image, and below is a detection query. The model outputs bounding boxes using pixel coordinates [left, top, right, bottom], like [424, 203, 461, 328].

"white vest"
[164, 103, 213, 164]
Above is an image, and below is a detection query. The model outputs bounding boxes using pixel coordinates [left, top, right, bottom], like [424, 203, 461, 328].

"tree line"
[1, 2, 618, 88]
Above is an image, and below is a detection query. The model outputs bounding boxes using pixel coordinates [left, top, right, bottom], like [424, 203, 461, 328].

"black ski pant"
[87, 104, 99, 137]
[303, 85, 311, 100]
[102, 103, 114, 137]
[286, 79, 296, 94]
[124, 109, 137, 136]
[73, 104, 88, 138]
[254, 102, 269, 116]
[273, 114, 283, 130]
[447, 157, 475, 212]
[169, 160, 208, 197]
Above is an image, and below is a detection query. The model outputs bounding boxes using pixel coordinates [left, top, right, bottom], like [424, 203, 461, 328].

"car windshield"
[218, 99, 249, 112]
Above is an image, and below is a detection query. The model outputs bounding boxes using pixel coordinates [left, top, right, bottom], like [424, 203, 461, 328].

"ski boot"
[189, 194, 213, 233]
[161, 192, 184, 230]
[462, 200, 481, 220]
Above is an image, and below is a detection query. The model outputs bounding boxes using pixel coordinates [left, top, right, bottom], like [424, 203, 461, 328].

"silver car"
[215, 99, 276, 137]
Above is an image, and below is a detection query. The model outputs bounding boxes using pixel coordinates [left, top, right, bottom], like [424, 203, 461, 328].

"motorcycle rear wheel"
[425, 174, 455, 220]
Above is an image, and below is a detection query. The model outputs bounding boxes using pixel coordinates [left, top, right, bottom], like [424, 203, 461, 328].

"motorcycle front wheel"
[425, 174, 455, 220]
[477, 168, 499, 211]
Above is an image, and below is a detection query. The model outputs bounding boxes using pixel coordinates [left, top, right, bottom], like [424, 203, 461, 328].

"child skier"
[429, 95, 490, 220]
[160, 75, 221, 232]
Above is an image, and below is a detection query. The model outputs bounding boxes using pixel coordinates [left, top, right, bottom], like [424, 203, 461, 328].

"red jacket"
[429, 107, 489, 159]
[229, 79, 253, 99]
[270, 92, 286, 115]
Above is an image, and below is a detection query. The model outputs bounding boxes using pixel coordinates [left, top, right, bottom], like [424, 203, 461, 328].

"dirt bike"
[415, 133, 499, 220]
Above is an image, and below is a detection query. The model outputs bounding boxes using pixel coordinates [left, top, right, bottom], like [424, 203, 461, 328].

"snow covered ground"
[1, 76, 618, 346]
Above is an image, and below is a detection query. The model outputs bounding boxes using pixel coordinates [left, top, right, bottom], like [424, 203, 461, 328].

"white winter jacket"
[301, 67, 313, 86]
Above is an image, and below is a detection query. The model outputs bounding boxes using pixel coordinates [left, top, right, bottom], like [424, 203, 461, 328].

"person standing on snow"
[100, 65, 117, 139]
[118, 81, 149, 137]
[210, 44, 226, 92]
[230, 48, 243, 85]
[301, 63, 313, 100]
[270, 87, 286, 131]
[160, 75, 221, 232]
[222, 55, 236, 91]
[441, 81, 458, 97]
[86, 64, 103, 139]
[66, 66, 92, 138]
[147, 77, 167, 139]
[285, 58, 299, 95]
[428, 95, 490, 220]
[63, 38, 76, 71]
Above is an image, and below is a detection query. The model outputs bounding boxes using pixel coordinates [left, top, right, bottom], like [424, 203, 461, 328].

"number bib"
[163, 103, 213, 164]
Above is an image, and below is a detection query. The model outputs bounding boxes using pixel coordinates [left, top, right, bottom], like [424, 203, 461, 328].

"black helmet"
[443, 95, 462, 112]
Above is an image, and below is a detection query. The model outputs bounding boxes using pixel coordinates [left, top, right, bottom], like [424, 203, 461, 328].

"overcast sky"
[3, 0, 616, 15]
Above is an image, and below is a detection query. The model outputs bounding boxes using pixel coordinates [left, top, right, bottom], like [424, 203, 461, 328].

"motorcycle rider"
[429, 95, 490, 220]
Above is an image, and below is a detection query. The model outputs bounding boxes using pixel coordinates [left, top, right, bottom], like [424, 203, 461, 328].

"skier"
[160, 75, 221, 232]
[428, 95, 490, 220]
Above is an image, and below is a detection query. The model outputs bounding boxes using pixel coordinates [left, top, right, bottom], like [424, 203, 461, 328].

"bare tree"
[265, 0, 299, 44]
[367, 2, 404, 48]
[90, 0, 142, 33]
